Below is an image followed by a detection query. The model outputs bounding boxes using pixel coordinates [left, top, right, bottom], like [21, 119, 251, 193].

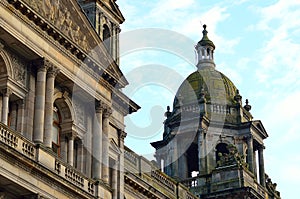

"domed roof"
[197, 24, 215, 49]
[173, 67, 237, 110]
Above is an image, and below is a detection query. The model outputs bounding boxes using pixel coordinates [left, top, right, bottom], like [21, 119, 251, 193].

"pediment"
[252, 120, 269, 139]
[100, 0, 125, 22]
[109, 138, 121, 155]
[13, 0, 127, 87]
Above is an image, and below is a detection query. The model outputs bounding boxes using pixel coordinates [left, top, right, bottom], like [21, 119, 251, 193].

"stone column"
[86, 115, 93, 177]
[1, 88, 11, 125]
[247, 135, 254, 173]
[33, 60, 49, 143]
[60, 135, 67, 162]
[99, 12, 104, 39]
[198, 129, 206, 174]
[156, 154, 162, 170]
[118, 130, 126, 199]
[67, 132, 76, 166]
[116, 27, 120, 65]
[172, 137, 179, 178]
[16, 99, 25, 134]
[92, 100, 103, 180]
[77, 141, 84, 172]
[258, 145, 266, 187]
[10, 102, 17, 130]
[112, 160, 118, 199]
[44, 67, 60, 148]
[102, 107, 112, 184]
[253, 150, 257, 179]
[0, 95, 3, 122]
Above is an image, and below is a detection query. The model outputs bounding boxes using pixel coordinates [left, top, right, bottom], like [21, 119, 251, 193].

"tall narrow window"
[52, 106, 61, 155]
[103, 24, 111, 53]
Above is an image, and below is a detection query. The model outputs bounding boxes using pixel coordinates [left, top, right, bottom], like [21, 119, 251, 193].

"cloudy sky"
[117, 0, 300, 198]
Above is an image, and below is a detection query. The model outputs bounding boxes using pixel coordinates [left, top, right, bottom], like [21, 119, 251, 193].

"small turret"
[195, 25, 216, 69]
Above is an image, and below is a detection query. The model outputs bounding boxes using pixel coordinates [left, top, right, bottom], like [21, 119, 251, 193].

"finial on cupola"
[244, 99, 252, 111]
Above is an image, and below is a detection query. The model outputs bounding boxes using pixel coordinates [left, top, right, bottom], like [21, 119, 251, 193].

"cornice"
[5, 0, 127, 89]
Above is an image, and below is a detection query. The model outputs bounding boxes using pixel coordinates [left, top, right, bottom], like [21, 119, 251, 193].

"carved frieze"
[24, 0, 90, 51]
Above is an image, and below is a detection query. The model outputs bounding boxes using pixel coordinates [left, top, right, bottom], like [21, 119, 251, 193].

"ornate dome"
[172, 25, 238, 112]
[173, 67, 237, 110]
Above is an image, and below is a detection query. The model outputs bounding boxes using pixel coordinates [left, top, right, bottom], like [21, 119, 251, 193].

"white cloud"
[251, 0, 300, 88]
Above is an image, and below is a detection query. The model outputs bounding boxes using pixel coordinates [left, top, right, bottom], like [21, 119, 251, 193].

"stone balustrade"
[210, 103, 231, 114]
[181, 165, 267, 198]
[151, 170, 175, 192]
[0, 122, 35, 159]
[124, 148, 137, 166]
[124, 146, 198, 199]
[54, 159, 96, 195]
[0, 122, 99, 197]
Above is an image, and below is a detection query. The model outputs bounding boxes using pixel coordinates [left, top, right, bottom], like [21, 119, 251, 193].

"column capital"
[47, 66, 60, 78]
[32, 58, 53, 72]
[16, 99, 25, 106]
[95, 100, 105, 113]
[119, 130, 127, 140]
[245, 134, 253, 140]
[1, 88, 12, 96]
[64, 131, 77, 139]
[103, 106, 112, 118]
[258, 144, 265, 150]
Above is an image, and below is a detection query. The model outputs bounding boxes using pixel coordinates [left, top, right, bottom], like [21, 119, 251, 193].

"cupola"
[195, 24, 216, 69]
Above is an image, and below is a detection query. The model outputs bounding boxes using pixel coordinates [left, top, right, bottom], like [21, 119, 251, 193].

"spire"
[195, 24, 216, 70]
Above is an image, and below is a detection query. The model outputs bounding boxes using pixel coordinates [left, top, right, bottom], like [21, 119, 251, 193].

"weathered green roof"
[197, 24, 215, 49]
[173, 68, 237, 109]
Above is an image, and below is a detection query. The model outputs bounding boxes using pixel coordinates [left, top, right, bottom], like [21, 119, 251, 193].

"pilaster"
[92, 100, 104, 180]
[102, 106, 112, 184]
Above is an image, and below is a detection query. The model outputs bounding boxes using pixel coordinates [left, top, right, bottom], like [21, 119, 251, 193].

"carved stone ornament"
[216, 144, 248, 169]
[24, 0, 90, 51]
[103, 106, 112, 118]
[5, 49, 26, 85]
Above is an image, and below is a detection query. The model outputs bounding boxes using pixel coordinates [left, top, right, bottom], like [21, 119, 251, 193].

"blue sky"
[117, 0, 300, 198]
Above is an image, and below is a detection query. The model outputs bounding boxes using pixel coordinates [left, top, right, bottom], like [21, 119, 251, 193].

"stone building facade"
[0, 0, 279, 199]
[151, 25, 281, 199]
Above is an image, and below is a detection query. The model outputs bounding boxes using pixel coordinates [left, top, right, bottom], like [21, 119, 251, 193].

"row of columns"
[0, 89, 26, 134]
[33, 59, 60, 146]
[197, 47, 214, 61]
[96, 10, 120, 63]
[92, 100, 112, 184]
[246, 135, 266, 187]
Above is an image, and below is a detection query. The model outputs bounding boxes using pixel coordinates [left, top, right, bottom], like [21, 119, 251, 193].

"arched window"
[52, 106, 61, 155]
[103, 24, 111, 53]
[216, 143, 229, 163]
